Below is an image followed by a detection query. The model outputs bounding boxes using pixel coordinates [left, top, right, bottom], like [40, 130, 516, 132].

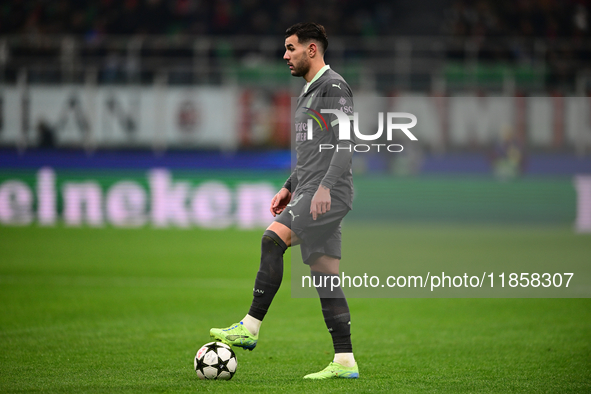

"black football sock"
[312, 271, 353, 354]
[248, 230, 287, 321]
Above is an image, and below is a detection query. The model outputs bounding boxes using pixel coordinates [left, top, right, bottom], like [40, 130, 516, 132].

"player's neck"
[304, 60, 326, 83]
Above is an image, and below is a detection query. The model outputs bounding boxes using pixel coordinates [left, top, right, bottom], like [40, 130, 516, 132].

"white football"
[194, 342, 237, 380]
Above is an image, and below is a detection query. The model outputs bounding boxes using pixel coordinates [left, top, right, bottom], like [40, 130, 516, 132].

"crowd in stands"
[1, 0, 588, 39]
[442, 0, 590, 39]
[0, 0, 398, 38]
[0, 0, 588, 90]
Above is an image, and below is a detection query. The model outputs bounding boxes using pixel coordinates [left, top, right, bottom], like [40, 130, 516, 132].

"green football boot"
[209, 322, 258, 351]
[303, 361, 359, 379]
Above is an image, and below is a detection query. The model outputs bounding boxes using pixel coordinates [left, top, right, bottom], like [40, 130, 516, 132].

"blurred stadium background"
[0, 0, 590, 230]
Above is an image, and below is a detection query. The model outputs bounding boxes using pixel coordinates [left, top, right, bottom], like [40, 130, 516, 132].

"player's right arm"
[270, 170, 297, 216]
[270, 187, 291, 216]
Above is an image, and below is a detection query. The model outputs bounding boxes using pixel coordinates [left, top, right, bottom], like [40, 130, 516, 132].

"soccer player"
[210, 22, 358, 380]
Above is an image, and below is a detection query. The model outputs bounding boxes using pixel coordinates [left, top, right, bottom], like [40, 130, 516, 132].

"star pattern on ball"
[194, 342, 236, 380]
[195, 343, 220, 376]
[205, 342, 223, 353]
[195, 356, 206, 376]
[215, 355, 231, 375]
[195, 342, 235, 379]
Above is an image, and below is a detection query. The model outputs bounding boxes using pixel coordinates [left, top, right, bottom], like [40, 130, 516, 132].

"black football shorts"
[274, 192, 350, 265]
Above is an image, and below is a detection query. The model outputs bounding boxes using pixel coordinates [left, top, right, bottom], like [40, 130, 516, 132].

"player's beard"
[290, 55, 310, 78]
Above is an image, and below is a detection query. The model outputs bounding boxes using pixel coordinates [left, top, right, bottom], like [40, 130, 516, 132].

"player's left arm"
[310, 82, 355, 220]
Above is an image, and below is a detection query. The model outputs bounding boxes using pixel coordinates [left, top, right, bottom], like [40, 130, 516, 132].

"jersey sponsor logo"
[339, 105, 353, 114]
[295, 121, 309, 142]
[296, 132, 307, 142]
[295, 121, 308, 132]
[332, 83, 342, 89]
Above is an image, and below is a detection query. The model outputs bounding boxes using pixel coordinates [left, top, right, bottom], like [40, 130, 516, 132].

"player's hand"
[270, 187, 292, 217]
[310, 185, 331, 220]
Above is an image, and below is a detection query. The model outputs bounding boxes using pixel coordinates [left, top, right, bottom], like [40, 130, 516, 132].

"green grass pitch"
[0, 225, 590, 393]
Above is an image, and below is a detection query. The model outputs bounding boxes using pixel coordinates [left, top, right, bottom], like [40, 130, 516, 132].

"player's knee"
[262, 229, 288, 253]
[266, 222, 292, 247]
